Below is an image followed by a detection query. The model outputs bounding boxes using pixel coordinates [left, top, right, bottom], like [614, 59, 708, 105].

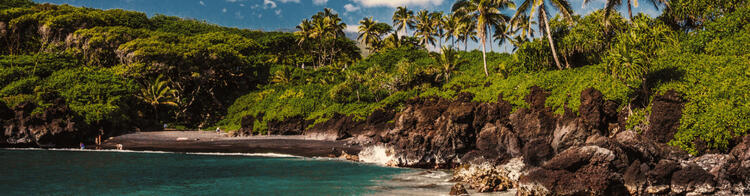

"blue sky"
[35, 0, 664, 52]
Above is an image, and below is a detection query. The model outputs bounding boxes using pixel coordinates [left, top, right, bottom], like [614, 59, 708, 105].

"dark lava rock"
[579, 88, 605, 132]
[645, 90, 684, 143]
[236, 114, 259, 136]
[520, 146, 626, 196]
[647, 159, 680, 185]
[2, 100, 91, 147]
[623, 160, 649, 195]
[522, 138, 553, 166]
[267, 116, 309, 135]
[0, 101, 12, 120]
[449, 183, 469, 195]
[671, 164, 716, 194]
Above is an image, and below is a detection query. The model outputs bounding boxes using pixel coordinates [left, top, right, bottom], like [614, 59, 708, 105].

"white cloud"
[222, 8, 227, 13]
[264, 0, 277, 8]
[344, 4, 360, 12]
[313, 0, 328, 5]
[278, 0, 301, 3]
[199, 0, 206, 6]
[241, 3, 247, 7]
[226, 0, 239, 2]
[275, 9, 282, 15]
[352, 0, 443, 8]
[344, 25, 359, 33]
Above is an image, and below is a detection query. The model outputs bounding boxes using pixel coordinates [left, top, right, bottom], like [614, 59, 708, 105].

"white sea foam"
[358, 144, 397, 166]
[185, 152, 299, 158]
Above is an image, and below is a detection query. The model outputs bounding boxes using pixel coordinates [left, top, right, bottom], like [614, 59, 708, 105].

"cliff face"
[253, 86, 750, 195]
[1, 99, 92, 148]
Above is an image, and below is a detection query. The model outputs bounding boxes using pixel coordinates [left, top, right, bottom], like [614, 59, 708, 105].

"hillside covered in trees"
[0, 0, 748, 156]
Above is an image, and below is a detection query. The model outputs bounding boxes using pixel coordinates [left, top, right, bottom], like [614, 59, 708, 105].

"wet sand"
[101, 131, 360, 157]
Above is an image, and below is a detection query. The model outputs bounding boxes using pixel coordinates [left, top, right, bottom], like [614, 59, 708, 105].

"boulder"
[449, 183, 469, 195]
[519, 146, 626, 195]
[579, 88, 605, 132]
[522, 138, 553, 166]
[670, 164, 716, 194]
[623, 160, 649, 195]
[645, 90, 684, 143]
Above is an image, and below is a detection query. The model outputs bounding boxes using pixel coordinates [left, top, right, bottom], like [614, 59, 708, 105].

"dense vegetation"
[1, 0, 747, 154]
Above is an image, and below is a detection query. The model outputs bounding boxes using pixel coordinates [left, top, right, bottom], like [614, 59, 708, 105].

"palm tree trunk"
[563, 53, 571, 68]
[628, 0, 633, 19]
[153, 105, 160, 126]
[542, 9, 564, 70]
[481, 27, 489, 77]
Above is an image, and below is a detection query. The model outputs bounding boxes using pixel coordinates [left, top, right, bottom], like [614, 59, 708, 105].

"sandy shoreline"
[100, 131, 361, 158]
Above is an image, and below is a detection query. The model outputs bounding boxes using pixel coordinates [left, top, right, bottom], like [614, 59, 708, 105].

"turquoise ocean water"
[0, 149, 412, 196]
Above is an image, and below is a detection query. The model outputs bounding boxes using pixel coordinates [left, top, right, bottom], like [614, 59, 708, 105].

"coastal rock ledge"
[247, 86, 750, 195]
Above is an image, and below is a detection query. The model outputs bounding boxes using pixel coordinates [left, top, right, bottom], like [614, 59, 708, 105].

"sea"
[0, 149, 457, 196]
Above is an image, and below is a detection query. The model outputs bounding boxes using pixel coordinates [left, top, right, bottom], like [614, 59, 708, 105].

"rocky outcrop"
[1, 99, 92, 148]
[644, 90, 684, 143]
[234, 86, 749, 195]
[266, 116, 309, 135]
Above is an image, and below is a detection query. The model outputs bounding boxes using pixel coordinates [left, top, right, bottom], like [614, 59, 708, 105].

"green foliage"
[656, 53, 750, 154]
[40, 68, 136, 124]
[0, 0, 34, 10]
[0, 76, 38, 96]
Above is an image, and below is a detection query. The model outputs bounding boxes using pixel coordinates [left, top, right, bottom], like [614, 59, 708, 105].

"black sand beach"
[101, 131, 361, 157]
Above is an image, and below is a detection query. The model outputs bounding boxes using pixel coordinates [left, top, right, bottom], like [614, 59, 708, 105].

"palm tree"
[512, 0, 574, 70]
[493, 21, 512, 52]
[414, 10, 437, 47]
[383, 31, 401, 49]
[442, 14, 459, 46]
[430, 11, 445, 47]
[433, 46, 466, 81]
[511, 14, 536, 38]
[584, 0, 669, 20]
[392, 6, 415, 36]
[358, 17, 380, 53]
[452, 0, 515, 76]
[457, 20, 478, 51]
[137, 75, 178, 123]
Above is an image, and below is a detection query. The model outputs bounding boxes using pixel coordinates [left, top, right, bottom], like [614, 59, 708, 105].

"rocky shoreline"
[3, 86, 749, 195]
[239, 86, 750, 195]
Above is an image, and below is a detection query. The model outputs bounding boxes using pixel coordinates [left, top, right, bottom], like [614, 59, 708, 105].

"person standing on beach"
[216, 127, 221, 134]
[79, 142, 85, 150]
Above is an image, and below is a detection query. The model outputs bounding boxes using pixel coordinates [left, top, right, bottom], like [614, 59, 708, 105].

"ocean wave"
[185, 152, 299, 158]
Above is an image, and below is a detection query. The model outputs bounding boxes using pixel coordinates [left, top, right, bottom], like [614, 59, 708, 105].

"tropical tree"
[442, 14, 460, 46]
[452, 0, 515, 76]
[511, 14, 536, 38]
[457, 20, 478, 51]
[431, 11, 445, 47]
[414, 10, 437, 47]
[137, 75, 178, 123]
[358, 18, 392, 53]
[392, 6, 415, 36]
[358, 17, 379, 52]
[584, 0, 669, 20]
[294, 19, 313, 47]
[433, 46, 466, 81]
[512, 0, 574, 70]
[493, 21, 513, 52]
